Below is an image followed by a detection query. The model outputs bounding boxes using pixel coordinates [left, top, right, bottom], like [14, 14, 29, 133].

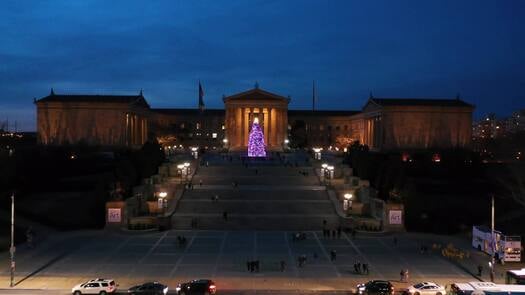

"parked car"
[127, 282, 168, 295]
[357, 280, 394, 295]
[406, 282, 445, 295]
[175, 279, 216, 295]
[72, 278, 117, 295]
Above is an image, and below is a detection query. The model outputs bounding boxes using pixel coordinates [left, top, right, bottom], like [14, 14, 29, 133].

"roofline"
[366, 97, 475, 108]
[223, 87, 289, 102]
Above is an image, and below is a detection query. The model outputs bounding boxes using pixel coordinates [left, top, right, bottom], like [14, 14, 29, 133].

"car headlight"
[163, 287, 168, 294]
[176, 286, 181, 291]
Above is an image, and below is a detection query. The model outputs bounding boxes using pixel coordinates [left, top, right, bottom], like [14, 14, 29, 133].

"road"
[0, 289, 355, 295]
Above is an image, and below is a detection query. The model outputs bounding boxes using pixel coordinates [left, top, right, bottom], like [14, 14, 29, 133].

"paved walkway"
[0, 230, 502, 292]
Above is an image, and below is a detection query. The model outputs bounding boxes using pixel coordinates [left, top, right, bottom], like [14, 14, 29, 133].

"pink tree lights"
[248, 117, 266, 157]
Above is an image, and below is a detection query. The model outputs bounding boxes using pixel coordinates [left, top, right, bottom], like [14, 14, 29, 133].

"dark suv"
[175, 279, 216, 295]
[357, 280, 394, 295]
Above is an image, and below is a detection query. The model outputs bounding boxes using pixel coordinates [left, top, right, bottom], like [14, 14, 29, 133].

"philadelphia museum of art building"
[35, 86, 474, 152]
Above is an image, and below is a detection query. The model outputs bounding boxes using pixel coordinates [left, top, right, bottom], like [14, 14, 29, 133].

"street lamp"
[327, 165, 334, 185]
[490, 194, 496, 282]
[222, 138, 228, 149]
[191, 147, 198, 159]
[158, 191, 167, 215]
[10, 192, 15, 287]
[344, 193, 353, 212]
[313, 148, 322, 160]
[327, 165, 334, 178]
[184, 162, 190, 181]
[321, 163, 328, 183]
[176, 164, 184, 183]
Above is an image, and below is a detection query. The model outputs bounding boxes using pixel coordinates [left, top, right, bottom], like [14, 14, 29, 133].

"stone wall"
[382, 106, 472, 150]
[37, 101, 148, 147]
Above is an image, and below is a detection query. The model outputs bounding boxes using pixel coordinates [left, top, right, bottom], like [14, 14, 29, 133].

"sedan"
[127, 282, 168, 295]
[406, 282, 446, 295]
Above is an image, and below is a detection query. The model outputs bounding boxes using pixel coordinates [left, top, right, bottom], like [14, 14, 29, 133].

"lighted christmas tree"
[248, 117, 266, 157]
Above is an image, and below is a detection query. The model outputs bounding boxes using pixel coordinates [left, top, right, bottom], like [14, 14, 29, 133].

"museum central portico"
[224, 87, 289, 151]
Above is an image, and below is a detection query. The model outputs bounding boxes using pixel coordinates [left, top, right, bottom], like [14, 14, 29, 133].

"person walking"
[199, 179, 203, 186]
[330, 250, 337, 262]
[363, 263, 369, 275]
[477, 264, 483, 277]
[400, 269, 405, 282]
[280, 260, 286, 272]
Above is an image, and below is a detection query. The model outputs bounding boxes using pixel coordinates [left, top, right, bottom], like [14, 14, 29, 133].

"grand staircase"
[171, 154, 340, 230]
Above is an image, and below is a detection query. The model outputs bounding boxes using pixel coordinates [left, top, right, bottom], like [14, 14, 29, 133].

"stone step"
[185, 185, 326, 191]
[171, 214, 341, 230]
[175, 200, 336, 215]
[190, 177, 320, 186]
[182, 190, 329, 200]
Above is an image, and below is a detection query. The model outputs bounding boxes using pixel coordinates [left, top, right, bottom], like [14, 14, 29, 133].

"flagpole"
[312, 80, 315, 111]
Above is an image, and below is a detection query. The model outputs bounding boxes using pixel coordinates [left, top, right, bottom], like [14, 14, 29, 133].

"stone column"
[270, 108, 277, 147]
[263, 108, 268, 145]
[235, 107, 242, 148]
[244, 108, 250, 148]
[283, 109, 289, 145]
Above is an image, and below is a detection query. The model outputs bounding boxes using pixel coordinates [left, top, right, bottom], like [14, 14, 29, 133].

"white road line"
[284, 231, 299, 277]
[169, 232, 197, 277]
[138, 231, 169, 264]
[376, 237, 427, 280]
[312, 231, 342, 278]
[213, 231, 228, 278]
[342, 231, 385, 279]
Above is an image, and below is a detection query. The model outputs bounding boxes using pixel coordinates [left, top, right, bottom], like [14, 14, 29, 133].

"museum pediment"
[223, 88, 290, 104]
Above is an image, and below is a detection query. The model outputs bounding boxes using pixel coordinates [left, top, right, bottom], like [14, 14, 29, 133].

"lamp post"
[313, 148, 322, 160]
[344, 193, 353, 212]
[490, 193, 495, 282]
[177, 164, 184, 184]
[10, 192, 15, 287]
[284, 139, 289, 150]
[222, 138, 228, 149]
[158, 191, 167, 216]
[191, 147, 198, 159]
[321, 163, 328, 184]
[184, 162, 190, 181]
[327, 165, 334, 185]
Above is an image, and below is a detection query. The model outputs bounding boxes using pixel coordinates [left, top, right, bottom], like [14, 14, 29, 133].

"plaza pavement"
[0, 229, 484, 293]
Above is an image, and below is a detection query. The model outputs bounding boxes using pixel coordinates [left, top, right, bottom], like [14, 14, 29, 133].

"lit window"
[180, 123, 185, 129]
[196, 123, 201, 130]
[319, 125, 324, 131]
[221, 125, 225, 130]
[212, 133, 217, 138]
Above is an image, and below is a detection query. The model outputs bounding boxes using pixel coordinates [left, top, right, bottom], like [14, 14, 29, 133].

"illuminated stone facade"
[35, 91, 149, 147]
[35, 88, 475, 152]
[224, 88, 289, 151]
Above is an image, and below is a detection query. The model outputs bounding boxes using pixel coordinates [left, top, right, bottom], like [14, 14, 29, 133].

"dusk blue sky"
[1, 0, 524, 131]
